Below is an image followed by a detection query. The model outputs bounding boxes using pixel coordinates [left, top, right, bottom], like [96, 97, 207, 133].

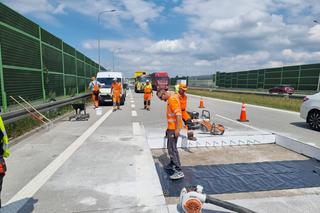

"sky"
[3, 0, 320, 78]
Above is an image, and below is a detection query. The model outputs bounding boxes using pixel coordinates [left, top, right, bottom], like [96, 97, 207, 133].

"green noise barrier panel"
[3, 68, 42, 106]
[216, 64, 320, 91]
[0, 3, 103, 111]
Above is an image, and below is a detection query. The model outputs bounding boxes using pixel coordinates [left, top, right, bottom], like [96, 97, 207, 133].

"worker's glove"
[3, 149, 10, 158]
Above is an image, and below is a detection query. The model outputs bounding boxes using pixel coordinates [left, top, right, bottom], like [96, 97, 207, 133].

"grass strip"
[188, 89, 302, 112]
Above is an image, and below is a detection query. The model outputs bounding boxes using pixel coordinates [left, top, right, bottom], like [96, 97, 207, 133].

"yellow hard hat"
[179, 83, 187, 91]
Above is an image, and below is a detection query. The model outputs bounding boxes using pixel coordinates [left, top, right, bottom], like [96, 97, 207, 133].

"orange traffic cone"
[238, 102, 249, 122]
[199, 98, 205, 108]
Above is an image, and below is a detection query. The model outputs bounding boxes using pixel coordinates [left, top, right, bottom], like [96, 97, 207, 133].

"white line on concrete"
[131, 100, 135, 103]
[6, 109, 113, 211]
[131, 104, 135, 108]
[188, 94, 299, 115]
[132, 122, 141, 135]
[215, 114, 268, 133]
[132, 110, 137, 117]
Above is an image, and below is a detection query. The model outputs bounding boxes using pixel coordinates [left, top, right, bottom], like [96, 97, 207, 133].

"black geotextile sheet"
[155, 159, 320, 197]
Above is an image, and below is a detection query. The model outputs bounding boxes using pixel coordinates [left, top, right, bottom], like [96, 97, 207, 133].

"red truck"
[150, 72, 169, 91]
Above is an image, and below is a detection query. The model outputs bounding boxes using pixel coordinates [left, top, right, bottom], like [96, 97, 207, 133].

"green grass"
[188, 89, 302, 112]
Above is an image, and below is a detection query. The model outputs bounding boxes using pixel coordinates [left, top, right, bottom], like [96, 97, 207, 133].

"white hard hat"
[113, 77, 117, 81]
[146, 80, 149, 82]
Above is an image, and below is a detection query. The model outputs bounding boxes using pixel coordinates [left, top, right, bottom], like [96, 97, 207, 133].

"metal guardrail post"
[0, 43, 7, 112]
[39, 26, 46, 101]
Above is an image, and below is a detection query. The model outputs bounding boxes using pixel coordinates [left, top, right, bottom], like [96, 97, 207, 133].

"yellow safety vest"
[175, 84, 179, 93]
[0, 116, 9, 154]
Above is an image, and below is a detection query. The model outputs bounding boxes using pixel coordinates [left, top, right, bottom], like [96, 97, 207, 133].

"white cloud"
[282, 49, 320, 61]
[194, 60, 211, 66]
[308, 25, 320, 42]
[146, 39, 185, 53]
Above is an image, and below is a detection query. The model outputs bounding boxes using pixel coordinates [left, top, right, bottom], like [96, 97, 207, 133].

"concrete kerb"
[133, 122, 169, 212]
[276, 134, 320, 161]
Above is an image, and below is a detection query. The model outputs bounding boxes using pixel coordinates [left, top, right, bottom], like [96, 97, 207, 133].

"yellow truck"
[134, 71, 146, 78]
[134, 71, 151, 93]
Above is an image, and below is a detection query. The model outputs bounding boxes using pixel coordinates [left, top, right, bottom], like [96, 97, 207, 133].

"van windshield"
[97, 78, 121, 88]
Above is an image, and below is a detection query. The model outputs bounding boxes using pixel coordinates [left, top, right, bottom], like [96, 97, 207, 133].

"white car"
[300, 92, 320, 131]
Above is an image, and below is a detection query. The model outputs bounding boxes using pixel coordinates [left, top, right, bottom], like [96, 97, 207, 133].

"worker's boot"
[147, 105, 151, 111]
[187, 131, 197, 141]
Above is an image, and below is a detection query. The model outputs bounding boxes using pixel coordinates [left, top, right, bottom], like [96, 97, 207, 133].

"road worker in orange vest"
[178, 83, 197, 141]
[144, 80, 153, 110]
[88, 76, 101, 108]
[111, 78, 122, 111]
[157, 89, 184, 180]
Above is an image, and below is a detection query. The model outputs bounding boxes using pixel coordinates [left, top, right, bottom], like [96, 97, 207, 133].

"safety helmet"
[179, 83, 187, 91]
[146, 80, 149, 82]
[113, 77, 117, 81]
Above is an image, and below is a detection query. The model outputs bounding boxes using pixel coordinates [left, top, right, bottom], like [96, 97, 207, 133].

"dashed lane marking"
[132, 110, 137, 117]
[131, 104, 135, 108]
[132, 122, 142, 135]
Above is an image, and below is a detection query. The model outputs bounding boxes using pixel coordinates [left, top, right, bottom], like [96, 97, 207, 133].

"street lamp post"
[112, 48, 121, 71]
[98, 9, 116, 72]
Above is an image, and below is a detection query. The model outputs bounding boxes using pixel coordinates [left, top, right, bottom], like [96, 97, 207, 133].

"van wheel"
[307, 110, 320, 131]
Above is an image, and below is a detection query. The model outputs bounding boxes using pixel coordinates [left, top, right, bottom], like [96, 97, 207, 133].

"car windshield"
[137, 76, 151, 83]
[97, 78, 121, 88]
[155, 77, 169, 81]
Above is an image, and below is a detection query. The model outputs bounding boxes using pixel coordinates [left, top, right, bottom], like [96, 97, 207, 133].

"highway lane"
[2, 89, 167, 213]
[187, 94, 320, 147]
[1, 89, 319, 212]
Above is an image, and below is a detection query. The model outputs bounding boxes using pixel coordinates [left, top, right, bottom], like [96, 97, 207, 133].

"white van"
[96, 71, 127, 105]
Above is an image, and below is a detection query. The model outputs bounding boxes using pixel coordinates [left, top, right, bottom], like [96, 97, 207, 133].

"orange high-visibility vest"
[111, 82, 122, 96]
[167, 93, 183, 130]
[144, 84, 152, 101]
[179, 94, 191, 121]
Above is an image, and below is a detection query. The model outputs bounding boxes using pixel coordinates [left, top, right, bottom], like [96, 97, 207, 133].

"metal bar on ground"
[18, 96, 52, 123]
[10, 96, 47, 125]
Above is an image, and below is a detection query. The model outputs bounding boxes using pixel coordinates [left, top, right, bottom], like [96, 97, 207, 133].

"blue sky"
[3, 0, 320, 77]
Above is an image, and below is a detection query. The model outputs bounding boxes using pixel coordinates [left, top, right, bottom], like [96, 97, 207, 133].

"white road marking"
[132, 122, 142, 135]
[216, 114, 268, 133]
[132, 110, 137, 117]
[131, 100, 135, 103]
[131, 104, 135, 108]
[6, 109, 113, 211]
[188, 94, 300, 115]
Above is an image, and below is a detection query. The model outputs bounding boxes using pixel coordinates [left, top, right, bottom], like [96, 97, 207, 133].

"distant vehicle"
[134, 71, 146, 78]
[150, 72, 169, 91]
[135, 75, 151, 93]
[300, 92, 320, 131]
[96, 72, 126, 105]
[268, 85, 295, 95]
